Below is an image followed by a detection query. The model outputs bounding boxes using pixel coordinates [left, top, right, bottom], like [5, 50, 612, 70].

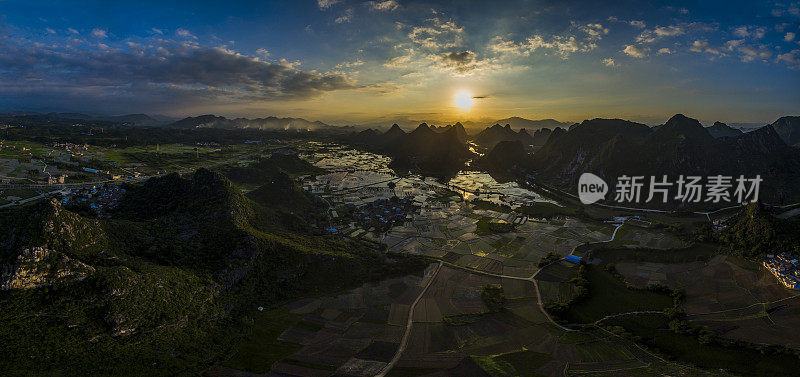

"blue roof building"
[564, 255, 582, 263]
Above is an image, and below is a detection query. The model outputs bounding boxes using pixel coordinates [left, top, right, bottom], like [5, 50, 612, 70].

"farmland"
[604, 313, 800, 376]
[562, 266, 674, 324]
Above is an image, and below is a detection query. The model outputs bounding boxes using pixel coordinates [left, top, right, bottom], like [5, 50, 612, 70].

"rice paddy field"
[594, 247, 800, 350]
[219, 263, 687, 377]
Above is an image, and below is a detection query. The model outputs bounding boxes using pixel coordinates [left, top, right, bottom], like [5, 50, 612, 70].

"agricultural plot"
[394, 267, 648, 375]
[608, 226, 686, 249]
[611, 254, 800, 348]
[563, 266, 673, 324]
[257, 267, 434, 376]
[381, 197, 617, 279]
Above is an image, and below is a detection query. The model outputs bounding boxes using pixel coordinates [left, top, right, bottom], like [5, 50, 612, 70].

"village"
[764, 253, 800, 290]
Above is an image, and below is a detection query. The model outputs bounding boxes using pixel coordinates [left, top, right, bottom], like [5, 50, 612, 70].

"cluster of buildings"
[350, 197, 417, 233]
[763, 254, 800, 290]
[50, 142, 89, 157]
[0, 141, 32, 154]
[58, 185, 126, 216]
[82, 167, 123, 180]
[48, 174, 68, 184]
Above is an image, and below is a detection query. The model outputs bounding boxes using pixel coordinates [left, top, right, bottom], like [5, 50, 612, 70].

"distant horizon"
[1, 108, 790, 129]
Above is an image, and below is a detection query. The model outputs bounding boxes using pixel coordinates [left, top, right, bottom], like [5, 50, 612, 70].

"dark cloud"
[439, 50, 480, 73]
[0, 40, 356, 112]
[441, 51, 474, 65]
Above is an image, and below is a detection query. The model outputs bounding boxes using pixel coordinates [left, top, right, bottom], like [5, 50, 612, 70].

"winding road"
[375, 261, 442, 377]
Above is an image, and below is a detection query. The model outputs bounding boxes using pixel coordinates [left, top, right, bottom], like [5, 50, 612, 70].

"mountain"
[473, 124, 535, 148]
[340, 123, 473, 177]
[0, 167, 425, 375]
[44, 112, 169, 126]
[168, 114, 334, 131]
[384, 123, 407, 141]
[530, 117, 651, 182]
[529, 114, 800, 206]
[532, 128, 556, 146]
[491, 117, 570, 131]
[706, 121, 744, 138]
[218, 153, 323, 188]
[433, 122, 468, 142]
[472, 140, 529, 172]
[771, 116, 800, 147]
[103, 113, 161, 126]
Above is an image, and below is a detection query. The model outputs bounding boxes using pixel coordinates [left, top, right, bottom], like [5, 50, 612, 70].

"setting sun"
[454, 91, 474, 111]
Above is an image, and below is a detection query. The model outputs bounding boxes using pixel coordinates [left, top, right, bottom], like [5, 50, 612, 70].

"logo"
[578, 173, 608, 204]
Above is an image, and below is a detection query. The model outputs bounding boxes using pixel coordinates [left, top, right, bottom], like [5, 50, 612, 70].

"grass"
[221, 306, 304, 374]
[0, 188, 39, 199]
[517, 201, 578, 218]
[475, 218, 514, 236]
[471, 355, 518, 377]
[387, 367, 449, 377]
[473, 349, 552, 377]
[443, 313, 487, 325]
[564, 266, 673, 324]
[495, 350, 551, 375]
[293, 320, 324, 332]
[590, 243, 719, 265]
[606, 313, 800, 377]
[282, 358, 337, 371]
[471, 199, 512, 213]
[575, 341, 634, 362]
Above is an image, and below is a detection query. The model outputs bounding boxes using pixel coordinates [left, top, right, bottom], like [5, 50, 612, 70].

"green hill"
[0, 167, 425, 376]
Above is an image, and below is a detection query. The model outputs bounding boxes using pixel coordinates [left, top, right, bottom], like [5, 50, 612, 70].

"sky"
[0, 0, 798, 126]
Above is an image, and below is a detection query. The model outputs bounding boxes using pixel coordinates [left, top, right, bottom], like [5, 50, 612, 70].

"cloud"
[733, 26, 766, 39]
[439, 50, 478, 73]
[602, 57, 616, 67]
[786, 32, 797, 42]
[776, 49, 800, 69]
[91, 28, 107, 38]
[636, 25, 685, 44]
[578, 23, 609, 41]
[495, 35, 590, 57]
[335, 8, 353, 23]
[771, 2, 800, 17]
[489, 24, 605, 59]
[317, 0, 339, 9]
[176, 28, 197, 39]
[407, 17, 464, 50]
[45, 28, 56, 34]
[0, 39, 358, 110]
[384, 53, 414, 68]
[657, 47, 671, 54]
[67, 28, 79, 35]
[724, 40, 772, 62]
[368, 1, 400, 11]
[622, 44, 646, 58]
[689, 40, 724, 56]
[334, 59, 364, 69]
[151, 27, 164, 35]
[608, 16, 645, 29]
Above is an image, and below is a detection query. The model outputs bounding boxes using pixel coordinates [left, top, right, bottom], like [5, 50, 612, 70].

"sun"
[454, 91, 474, 111]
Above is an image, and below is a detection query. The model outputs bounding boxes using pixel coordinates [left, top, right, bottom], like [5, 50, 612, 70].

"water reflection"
[300, 143, 550, 209]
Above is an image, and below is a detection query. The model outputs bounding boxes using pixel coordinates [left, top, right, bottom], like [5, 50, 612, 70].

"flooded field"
[300, 143, 550, 209]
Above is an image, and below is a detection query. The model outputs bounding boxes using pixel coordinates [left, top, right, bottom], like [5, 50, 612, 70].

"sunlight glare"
[454, 91, 474, 111]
